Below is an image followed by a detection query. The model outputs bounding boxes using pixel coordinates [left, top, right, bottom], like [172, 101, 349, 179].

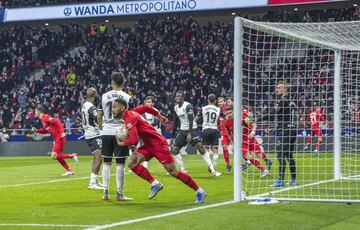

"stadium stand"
[0, 5, 359, 138]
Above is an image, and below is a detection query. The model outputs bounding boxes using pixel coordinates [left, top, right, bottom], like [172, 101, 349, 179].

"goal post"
[233, 17, 360, 203]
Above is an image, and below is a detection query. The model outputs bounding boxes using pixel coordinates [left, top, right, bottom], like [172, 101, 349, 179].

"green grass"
[0, 155, 359, 230]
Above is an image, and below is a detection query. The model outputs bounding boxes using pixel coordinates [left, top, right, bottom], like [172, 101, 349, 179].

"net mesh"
[239, 18, 360, 201]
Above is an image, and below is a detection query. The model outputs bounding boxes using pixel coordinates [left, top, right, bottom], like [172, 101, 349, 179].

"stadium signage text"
[68, 1, 197, 17]
[2, 0, 267, 22]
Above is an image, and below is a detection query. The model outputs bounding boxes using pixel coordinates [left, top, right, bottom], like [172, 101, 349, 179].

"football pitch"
[0, 154, 359, 230]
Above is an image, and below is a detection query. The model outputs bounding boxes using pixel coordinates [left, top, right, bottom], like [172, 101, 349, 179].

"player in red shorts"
[304, 105, 326, 155]
[34, 105, 79, 176]
[218, 97, 232, 172]
[224, 102, 271, 177]
[112, 98, 206, 203]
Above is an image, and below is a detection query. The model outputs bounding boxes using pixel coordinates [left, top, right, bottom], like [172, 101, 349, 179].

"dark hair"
[146, 95, 155, 103]
[227, 97, 233, 102]
[208, 94, 216, 103]
[114, 98, 128, 107]
[36, 105, 45, 113]
[111, 72, 124, 86]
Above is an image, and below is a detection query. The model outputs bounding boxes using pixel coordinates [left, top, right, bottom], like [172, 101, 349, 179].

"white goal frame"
[233, 17, 360, 203]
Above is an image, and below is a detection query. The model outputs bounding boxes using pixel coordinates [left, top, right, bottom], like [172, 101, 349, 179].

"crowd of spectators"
[0, 5, 360, 140]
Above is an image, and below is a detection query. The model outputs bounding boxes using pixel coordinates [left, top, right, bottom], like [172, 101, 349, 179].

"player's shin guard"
[176, 171, 199, 191]
[131, 165, 155, 184]
[102, 164, 111, 190]
[116, 164, 125, 194]
[223, 147, 230, 166]
[174, 154, 186, 171]
[56, 158, 71, 171]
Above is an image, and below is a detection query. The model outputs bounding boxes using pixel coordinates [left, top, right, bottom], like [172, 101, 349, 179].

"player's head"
[226, 97, 233, 109]
[86, 87, 98, 100]
[111, 72, 124, 89]
[35, 105, 45, 118]
[175, 91, 185, 105]
[276, 81, 289, 97]
[112, 98, 128, 119]
[145, 95, 155, 107]
[218, 97, 226, 107]
[315, 105, 321, 112]
[207, 94, 216, 105]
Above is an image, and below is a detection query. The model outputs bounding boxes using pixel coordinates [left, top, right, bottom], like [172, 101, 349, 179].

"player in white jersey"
[82, 88, 103, 190]
[196, 94, 221, 168]
[171, 91, 221, 176]
[97, 72, 133, 201]
[144, 96, 162, 134]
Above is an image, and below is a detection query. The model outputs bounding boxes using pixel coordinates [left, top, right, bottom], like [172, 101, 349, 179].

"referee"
[261, 81, 297, 187]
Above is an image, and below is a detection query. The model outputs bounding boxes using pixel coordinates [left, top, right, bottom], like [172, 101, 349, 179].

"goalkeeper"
[258, 81, 297, 187]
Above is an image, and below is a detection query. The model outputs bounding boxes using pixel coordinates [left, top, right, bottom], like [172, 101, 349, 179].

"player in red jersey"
[218, 97, 232, 172]
[304, 105, 326, 155]
[224, 100, 271, 177]
[112, 98, 206, 203]
[34, 105, 79, 176]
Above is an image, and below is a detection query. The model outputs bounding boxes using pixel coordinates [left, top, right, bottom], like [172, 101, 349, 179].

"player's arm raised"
[132, 105, 168, 123]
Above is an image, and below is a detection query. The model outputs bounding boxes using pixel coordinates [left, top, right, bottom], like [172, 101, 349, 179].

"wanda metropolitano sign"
[0, 0, 347, 23]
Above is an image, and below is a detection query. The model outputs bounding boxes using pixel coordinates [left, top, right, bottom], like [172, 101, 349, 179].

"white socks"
[89, 173, 98, 185]
[102, 164, 111, 190]
[174, 154, 186, 171]
[202, 152, 215, 172]
[142, 161, 148, 169]
[151, 180, 160, 186]
[212, 154, 219, 168]
[116, 164, 125, 194]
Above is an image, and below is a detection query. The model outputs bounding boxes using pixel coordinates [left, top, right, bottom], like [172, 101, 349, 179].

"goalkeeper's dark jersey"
[275, 96, 297, 130]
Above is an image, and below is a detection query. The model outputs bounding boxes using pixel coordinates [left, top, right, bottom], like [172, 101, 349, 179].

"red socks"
[223, 147, 230, 166]
[176, 171, 199, 191]
[261, 151, 267, 159]
[131, 165, 155, 184]
[316, 140, 322, 151]
[306, 136, 312, 146]
[56, 153, 73, 159]
[57, 159, 71, 171]
[250, 159, 265, 172]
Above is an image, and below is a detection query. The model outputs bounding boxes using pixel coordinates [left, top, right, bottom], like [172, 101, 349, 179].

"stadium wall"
[1, 136, 357, 156]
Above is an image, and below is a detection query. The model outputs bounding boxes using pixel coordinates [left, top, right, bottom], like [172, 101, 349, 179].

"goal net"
[234, 17, 360, 202]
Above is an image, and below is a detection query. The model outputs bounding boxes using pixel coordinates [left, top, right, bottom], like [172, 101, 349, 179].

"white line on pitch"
[0, 223, 98, 228]
[247, 178, 337, 199]
[86, 200, 236, 230]
[0, 176, 90, 189]
[0, 173, 129, 189]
